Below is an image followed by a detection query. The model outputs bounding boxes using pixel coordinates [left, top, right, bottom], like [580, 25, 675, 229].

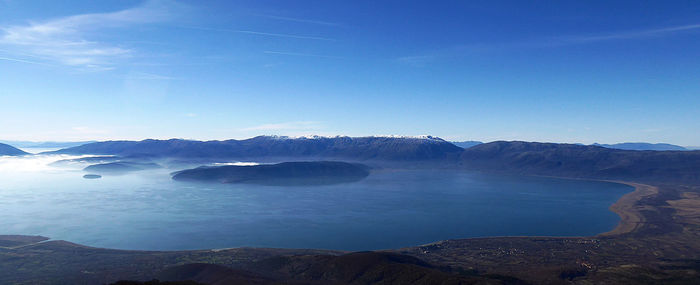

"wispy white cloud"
[398, 23, 700, 65]
[0, 56, 54, 66]
[565, 23, 700, 43]
[0, 0, 182, 68]
[241, 121, 322, 132]
[236, 30, 334, 41]
[264, 51, 341, 58]
[396, 55, 435, 67]
[176, 25, 335, 41]
[131, 72, 178, 80]
[254, 14, 342, 27]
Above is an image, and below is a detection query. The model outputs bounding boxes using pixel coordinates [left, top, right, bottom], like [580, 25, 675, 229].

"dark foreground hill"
[460, 141, 700, 184]
[0, 142, 27, 156]
[48, 136, 463, 161]
[111, 281, 204, 285]
[145, 252, 513, 285]
[245, 251, 517, 284]
[172, 161, 370, 186]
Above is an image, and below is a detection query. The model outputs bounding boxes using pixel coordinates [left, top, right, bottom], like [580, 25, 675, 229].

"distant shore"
[599, 181, 658, 236]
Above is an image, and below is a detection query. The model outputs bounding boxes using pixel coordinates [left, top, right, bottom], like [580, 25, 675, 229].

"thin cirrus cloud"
[0, 55, 54, 66]
[130, 72, 178, 80]
[398, 23, 700, 65]
[564, 23, 700, 43]
[175, 25, 335, 41]
[241, 121, 323, 132]
[253, 13, 342, 27]
[263, 50, 342, 59]
[395, 55, 436, 67]
[0, 0, 182, 68]
[1, 1, 337, 69]
[235, 30, 334, 41]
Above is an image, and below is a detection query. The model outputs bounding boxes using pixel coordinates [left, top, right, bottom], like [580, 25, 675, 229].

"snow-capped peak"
[260, 134, 446, 142]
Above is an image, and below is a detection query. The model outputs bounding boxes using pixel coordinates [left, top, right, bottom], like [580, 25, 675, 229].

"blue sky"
[1, 0, 699, 145]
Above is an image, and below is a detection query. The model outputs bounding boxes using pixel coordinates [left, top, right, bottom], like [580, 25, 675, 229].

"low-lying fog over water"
[0, 154, 632, 251]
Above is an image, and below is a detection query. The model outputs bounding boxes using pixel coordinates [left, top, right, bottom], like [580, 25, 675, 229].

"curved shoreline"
[1, 178, 655, 252]
[522, 175, 659, 237]
[0, 181, 686, 285]
[598, 181, 659, 236]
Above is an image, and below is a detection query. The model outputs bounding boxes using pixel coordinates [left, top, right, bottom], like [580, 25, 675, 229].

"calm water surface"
[0, 155, 632, 251]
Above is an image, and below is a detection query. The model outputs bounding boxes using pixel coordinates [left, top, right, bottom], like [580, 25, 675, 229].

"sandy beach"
[600, 181, 659, 236]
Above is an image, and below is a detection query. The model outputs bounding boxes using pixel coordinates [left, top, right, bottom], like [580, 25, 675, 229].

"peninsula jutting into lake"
[172, 161, 371, 185]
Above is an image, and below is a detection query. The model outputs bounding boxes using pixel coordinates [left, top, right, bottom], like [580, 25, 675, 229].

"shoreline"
[2, 177, 654, 253]
[523, 174, 659, 237]
[516, 174, 659, 237]
[598, 181, 659, 236]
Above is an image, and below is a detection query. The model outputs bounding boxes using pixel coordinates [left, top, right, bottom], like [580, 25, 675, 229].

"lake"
[0, 154, 632, 251]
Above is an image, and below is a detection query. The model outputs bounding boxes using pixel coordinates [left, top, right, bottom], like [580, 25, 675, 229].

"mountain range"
[0, 140, 95, 149]
[48, 136, 463, 161]
[0, 143, 27, 156]
[42, 136, 700, 184]
[450, 141, 483, 149]
[460, 141, 700, 184]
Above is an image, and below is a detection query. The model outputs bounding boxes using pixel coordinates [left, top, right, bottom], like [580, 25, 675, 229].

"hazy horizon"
[2, 135, 698, 148]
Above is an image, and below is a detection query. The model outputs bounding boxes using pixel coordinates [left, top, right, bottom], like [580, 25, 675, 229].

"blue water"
[0, 158, 632, 251]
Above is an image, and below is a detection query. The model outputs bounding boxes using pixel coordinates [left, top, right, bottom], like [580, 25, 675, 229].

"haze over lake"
[0, 154, 631, 251]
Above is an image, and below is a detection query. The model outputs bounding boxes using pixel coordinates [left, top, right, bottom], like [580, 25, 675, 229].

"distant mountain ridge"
[49, 135, 463, 161]
[460, 141, 700, 184]
[0, 140, 95, 149]
[46, 137, 700, 183]
[0, 143, 27, 156]
[451, 141, 483, 149]
[593, 142, 687, 151]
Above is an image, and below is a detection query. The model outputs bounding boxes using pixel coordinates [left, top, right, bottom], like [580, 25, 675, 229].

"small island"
[83, 174, 102, 179]
[172, 161, 371, 186]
